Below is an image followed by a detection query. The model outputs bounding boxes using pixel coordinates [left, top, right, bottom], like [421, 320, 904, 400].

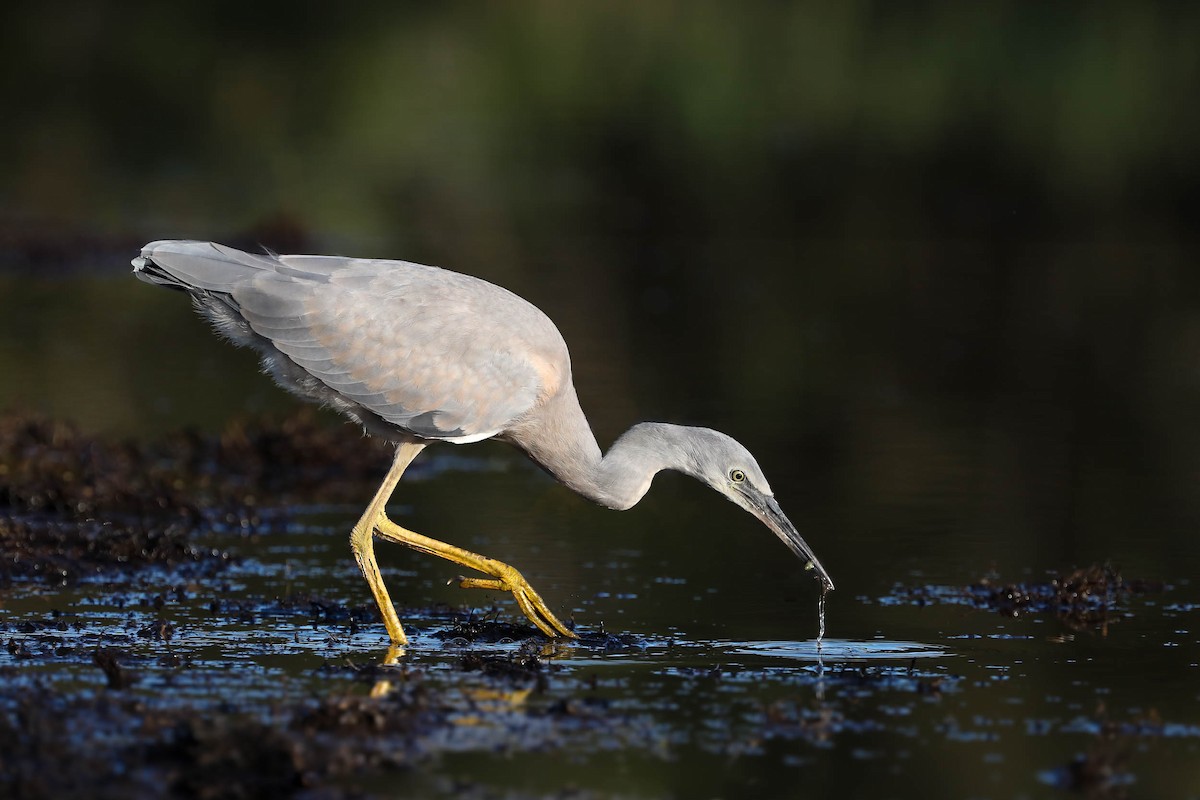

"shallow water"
[4, 484, 1200, 798]
[4, 262, 1200, 797]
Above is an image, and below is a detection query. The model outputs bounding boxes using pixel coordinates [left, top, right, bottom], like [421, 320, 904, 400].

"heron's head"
[681, 428, 834, 592]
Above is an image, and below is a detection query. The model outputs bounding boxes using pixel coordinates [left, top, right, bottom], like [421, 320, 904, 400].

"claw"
[456, 571, 577, 639]
[369, 511, 578, 641]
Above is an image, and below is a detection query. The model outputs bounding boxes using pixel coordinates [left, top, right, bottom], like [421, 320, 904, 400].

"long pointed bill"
[750, 492, 834, 592]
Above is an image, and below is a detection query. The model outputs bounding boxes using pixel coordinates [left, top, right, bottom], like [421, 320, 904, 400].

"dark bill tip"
[754, 492, 834, 592]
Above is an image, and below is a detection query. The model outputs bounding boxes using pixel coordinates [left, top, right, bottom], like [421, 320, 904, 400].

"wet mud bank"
[0, 411, 664, 797]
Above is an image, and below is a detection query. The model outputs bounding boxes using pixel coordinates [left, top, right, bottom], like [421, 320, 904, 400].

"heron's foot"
[371, 514, 577, 640]
[457, 566, 577, 640]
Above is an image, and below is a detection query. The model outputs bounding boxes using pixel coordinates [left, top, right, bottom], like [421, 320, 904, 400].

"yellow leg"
[351, 442, 578, 645]
[350, 442, 424, 646]
[373, 514, 577, 639]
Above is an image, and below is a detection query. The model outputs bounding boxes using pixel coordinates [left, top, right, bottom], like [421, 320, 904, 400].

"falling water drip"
[814, 586, 828, 681]
[817, 587, 828, 646]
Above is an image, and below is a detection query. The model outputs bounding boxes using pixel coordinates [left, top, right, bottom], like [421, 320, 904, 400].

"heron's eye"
[729, 469, 746, 483]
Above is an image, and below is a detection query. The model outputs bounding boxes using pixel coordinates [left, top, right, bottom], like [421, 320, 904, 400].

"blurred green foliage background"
[3, 2, 1197, 248]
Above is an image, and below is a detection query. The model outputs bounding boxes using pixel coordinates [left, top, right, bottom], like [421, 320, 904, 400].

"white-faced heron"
[133, 240, 833, 645]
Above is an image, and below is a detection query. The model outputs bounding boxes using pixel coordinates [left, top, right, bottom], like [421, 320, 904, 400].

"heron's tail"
[132, 240, 278, 293]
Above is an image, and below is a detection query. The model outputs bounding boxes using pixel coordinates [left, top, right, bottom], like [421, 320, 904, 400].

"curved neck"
[507, 386, 691, 510]
[589, 422, 692, 509]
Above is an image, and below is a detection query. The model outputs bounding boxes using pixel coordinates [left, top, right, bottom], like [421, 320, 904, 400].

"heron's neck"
[509, 386, 692, 510]
[591, 421, 694, 509]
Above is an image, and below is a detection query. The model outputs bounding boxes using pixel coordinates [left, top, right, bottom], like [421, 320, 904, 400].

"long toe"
[517, 585, 577, 639]
[459, 574, 576, 638]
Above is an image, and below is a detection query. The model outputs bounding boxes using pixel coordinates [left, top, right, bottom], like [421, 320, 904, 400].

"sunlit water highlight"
[728, 638, 947, 662]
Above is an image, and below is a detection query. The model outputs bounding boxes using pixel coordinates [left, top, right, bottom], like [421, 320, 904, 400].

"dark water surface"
[3, 265, 1200, 798]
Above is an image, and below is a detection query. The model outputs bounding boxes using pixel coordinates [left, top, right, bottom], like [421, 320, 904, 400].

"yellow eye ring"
[729, 469, 746, 483]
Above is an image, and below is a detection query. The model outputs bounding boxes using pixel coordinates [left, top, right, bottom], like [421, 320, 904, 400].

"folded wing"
[136, 241, 566, 442]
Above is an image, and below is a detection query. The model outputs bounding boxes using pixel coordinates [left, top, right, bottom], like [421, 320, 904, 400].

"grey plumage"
[135, 240, 559, 443]
[133, 240, 832, 643]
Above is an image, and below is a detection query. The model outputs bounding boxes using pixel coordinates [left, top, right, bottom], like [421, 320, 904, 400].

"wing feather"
[157, 245, 571, 441]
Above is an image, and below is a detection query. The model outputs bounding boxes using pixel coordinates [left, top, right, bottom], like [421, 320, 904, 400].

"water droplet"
[817, 589, 827, 645]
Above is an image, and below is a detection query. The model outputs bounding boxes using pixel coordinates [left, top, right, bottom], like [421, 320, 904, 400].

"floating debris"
[92, 647, 134, 690]
[881, 564, 1161, 631]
